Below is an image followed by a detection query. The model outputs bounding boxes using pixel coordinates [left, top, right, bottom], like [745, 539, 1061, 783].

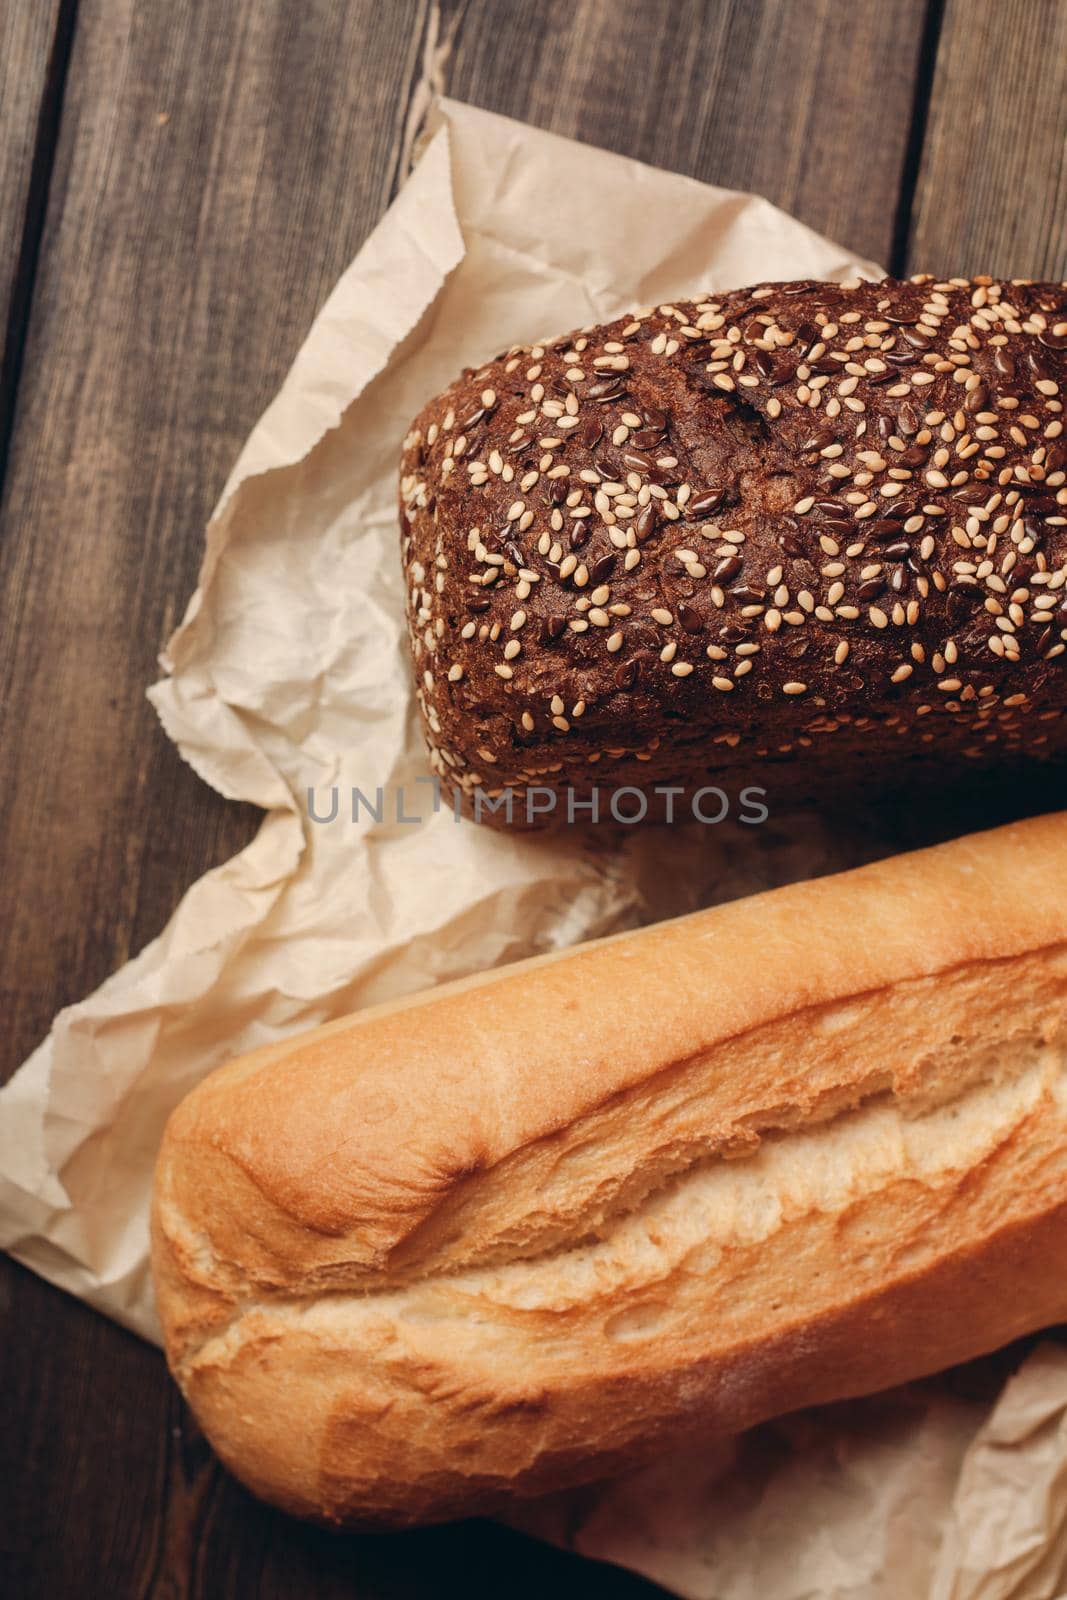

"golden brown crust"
[152, 812, 1067, 1525]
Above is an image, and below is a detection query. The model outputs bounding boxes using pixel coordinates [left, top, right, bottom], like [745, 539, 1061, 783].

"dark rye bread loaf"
[399, 277, 1067, 821]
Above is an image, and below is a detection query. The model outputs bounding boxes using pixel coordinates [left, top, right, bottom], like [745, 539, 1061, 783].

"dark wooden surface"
[910, 0, 1067, 278]
[0, 0, 67, 453]
[1, 2, 1064, 1594]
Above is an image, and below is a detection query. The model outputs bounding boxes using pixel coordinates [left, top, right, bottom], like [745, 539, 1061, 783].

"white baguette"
[152, 812, 1067, 1526]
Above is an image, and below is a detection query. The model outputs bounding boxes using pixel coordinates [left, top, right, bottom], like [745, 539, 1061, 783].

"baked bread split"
[153, 812, 1067, 1526]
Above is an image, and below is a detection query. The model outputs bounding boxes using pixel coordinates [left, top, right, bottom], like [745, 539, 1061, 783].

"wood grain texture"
[0, 0, 67, 449]
[907, 0, 1067, 277]
[437, 0, 930, 268]
[0, 0, 424, 1084]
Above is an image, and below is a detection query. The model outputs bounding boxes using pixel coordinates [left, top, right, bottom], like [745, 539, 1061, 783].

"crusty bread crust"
[153, 812, 1067, 1525]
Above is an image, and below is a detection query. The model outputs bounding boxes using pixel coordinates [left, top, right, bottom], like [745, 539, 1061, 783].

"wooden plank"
[0, 0, 426, 1085]
[0, 0, 67, 450]
[438, 0, 931, 270]
[907, 0, 1067, 277]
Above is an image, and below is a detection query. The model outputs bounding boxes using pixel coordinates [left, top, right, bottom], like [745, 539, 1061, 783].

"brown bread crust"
[399, 276, 1067, 819]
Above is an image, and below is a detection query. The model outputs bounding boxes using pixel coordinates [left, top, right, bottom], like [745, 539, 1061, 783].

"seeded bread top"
[399, 276, 1067, 799]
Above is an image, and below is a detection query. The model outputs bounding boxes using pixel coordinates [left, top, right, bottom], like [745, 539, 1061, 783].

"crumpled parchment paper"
[515, 1343, 1067, 1599]
[2, 97, 1064, 1597]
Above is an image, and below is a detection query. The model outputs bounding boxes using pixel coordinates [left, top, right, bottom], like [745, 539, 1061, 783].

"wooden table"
[3, 2, 1066, 1593]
